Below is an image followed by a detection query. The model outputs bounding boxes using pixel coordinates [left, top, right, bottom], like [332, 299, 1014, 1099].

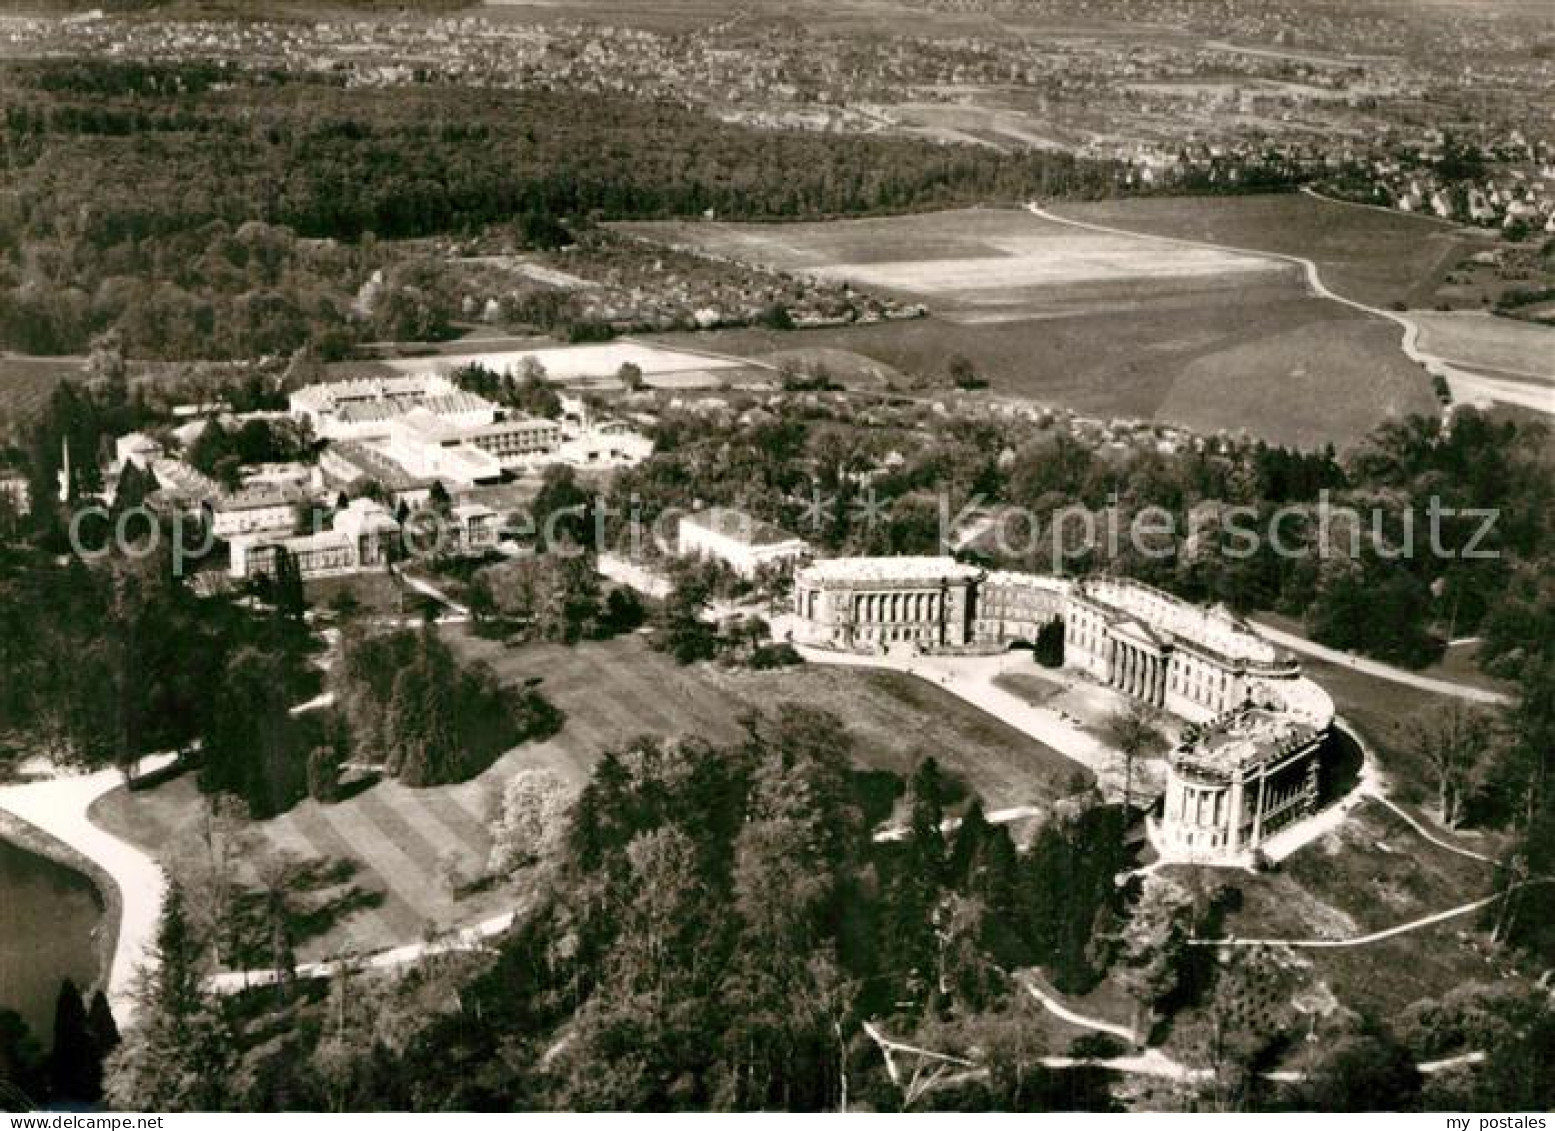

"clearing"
[380, 339, 760, 387]
[1410, 311, 1555, 385]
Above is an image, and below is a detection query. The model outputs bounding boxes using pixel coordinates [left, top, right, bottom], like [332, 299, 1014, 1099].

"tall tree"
[47, 979, 100, 1103]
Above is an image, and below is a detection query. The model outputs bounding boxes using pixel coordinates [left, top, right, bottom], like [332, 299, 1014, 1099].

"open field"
[757, 345, 904, 387]
[450, 630, 1091, 811]
[617, 208, 1287, 322]
[629, 205, 1438, 449]
[1049, 193, 1491, 311]
[649, 292, 1432, 450]
[92, 632, 1087, 962]
[1411, 311, 1555, 384]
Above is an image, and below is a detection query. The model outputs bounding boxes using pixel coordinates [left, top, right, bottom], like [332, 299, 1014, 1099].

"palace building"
[789, 557, 1333, 864]
[792, 557, 983, 651]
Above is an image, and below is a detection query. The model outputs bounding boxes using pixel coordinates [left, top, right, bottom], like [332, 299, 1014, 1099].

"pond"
[0, 836, 103, 1046]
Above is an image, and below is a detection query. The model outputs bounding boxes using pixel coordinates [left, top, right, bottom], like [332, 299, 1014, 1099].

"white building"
[558, 421, 653, 469]
[289, 375, 495, 441]
[230, 498, 400, 581]
[318, 442, 434, 510]
[677, 508, 809, 578]
[209, 490, 300, 539]
[114, 433, 164, 472]
[463, 416, 564, 468]
[381, 409, 505, 488]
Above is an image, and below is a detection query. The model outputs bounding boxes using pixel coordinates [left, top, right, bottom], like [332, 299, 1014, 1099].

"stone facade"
[1065, 577, 1303, 723]
[790, 557, 1333, 863]
[792, 557, 982, 652]
[1153, 705, 1324, 861]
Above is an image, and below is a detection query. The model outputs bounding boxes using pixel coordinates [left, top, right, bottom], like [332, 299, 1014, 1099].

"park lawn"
[1213, 803, 1493, 940]
[90, 763, 523, 966]
[993, 669, 1069, 708]
[92, 630, 1090, 963]
[1296, 653, 1494, 816]
[447, 628, 1092, 812]
[305, 572, 413, 618]
[1253, 609, 1515, 700]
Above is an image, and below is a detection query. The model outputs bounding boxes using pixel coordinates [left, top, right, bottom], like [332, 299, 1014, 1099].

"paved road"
[1027, 203, 1553, 417]
[0, 753, 177, 1025]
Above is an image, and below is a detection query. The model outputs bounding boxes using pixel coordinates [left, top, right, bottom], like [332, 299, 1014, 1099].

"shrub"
[749, 642, 803, 669]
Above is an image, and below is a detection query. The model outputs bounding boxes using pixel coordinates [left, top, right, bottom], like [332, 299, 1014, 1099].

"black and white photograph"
[0, 0, 1551, 1117]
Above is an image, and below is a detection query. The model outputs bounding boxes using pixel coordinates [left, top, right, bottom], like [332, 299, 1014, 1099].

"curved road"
[1026, 203, 1553, 416]
[0, 754, 176, 1026]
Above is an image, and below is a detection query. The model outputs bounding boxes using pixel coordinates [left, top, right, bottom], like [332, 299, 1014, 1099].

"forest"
[0, 59, 1119, 359]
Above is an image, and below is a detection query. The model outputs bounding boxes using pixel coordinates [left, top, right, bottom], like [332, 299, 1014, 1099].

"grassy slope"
[92, 630, 1088, 961]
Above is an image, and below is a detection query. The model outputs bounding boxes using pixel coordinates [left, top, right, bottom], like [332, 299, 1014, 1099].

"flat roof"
[1174, 704, 1319, 777]
[681, 507, 803, 548]
[215, 490, 299, 513]
[799, 556, 982, 585]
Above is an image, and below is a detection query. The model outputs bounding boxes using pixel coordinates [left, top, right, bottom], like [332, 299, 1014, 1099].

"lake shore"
[0, 808, 116, 1000]
[0, 759, 173, 1026]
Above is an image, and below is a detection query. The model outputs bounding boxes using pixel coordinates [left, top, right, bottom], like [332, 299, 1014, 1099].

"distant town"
[0, 0, 1551, 1118]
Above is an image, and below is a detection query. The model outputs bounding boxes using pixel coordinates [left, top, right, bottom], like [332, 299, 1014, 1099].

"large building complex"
[288, 376, 652, 491]
[790, 558, 1333, 864]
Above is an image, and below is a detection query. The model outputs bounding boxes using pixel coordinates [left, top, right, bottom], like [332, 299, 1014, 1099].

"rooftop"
[323, 441, 433, 492]
[393, 407, 466, 445]
[800, 556, 982, 585]
[681, 507, 803, 548]
[215, 489, 300, 513]
[1173, 704, 1320, 779]
[1077, 577, 1293, 668]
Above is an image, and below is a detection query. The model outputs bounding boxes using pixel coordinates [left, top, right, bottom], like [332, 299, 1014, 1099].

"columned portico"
[1104, 631, 1167, 710]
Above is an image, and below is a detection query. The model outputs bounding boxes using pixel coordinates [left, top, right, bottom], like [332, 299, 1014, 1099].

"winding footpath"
[204, 908, 519, 995]
[0, 754, 176, 1026]
[1026, 203, 1553, 417]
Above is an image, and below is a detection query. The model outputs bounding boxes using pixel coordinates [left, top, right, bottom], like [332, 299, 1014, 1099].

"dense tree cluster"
[0, 534, 315, 782]
[331, 626, 561, 788]
[612, 402, 1550, 675]
[0, 980, 118, 1111]
[449, 363, 563, 420]
[184, 416, 312, 491]
[97, 691, 1555, 1112]
[99, 706, 1133, 1110]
